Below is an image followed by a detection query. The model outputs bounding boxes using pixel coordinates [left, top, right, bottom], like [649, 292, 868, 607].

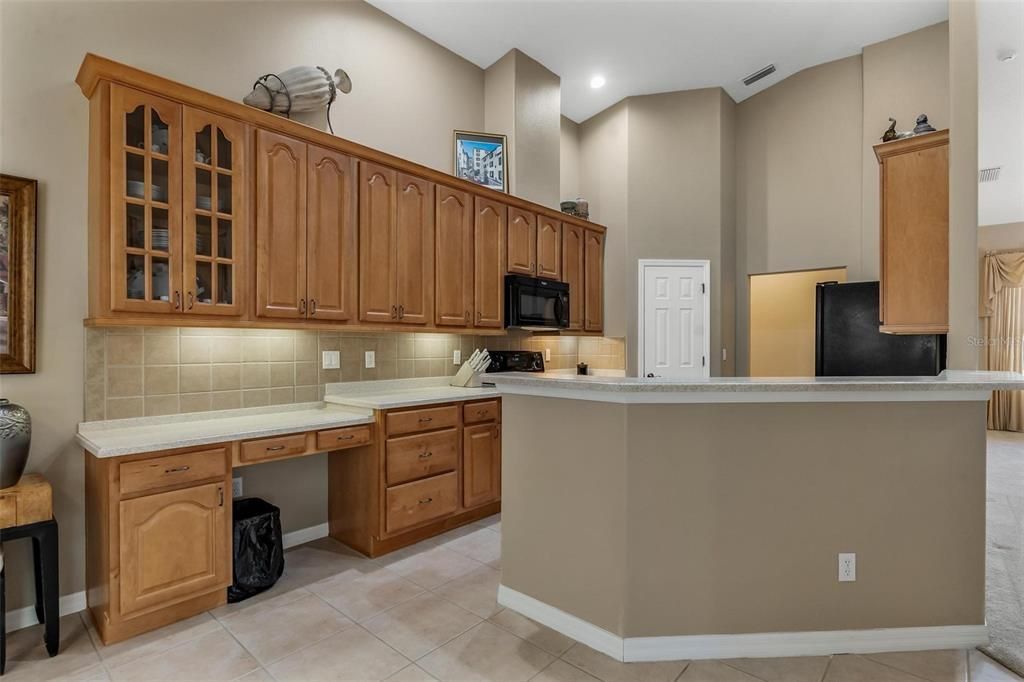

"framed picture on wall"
[453, 130, 507, 193]
[0, 174, 37, 374]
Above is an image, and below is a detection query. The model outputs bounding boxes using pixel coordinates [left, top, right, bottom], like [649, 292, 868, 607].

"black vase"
[0, 399, 31, 488]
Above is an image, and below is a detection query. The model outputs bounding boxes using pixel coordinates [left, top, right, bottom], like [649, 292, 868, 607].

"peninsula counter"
[485, 371, 1024, 662]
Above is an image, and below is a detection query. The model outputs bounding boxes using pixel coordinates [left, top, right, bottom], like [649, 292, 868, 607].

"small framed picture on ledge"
[453, 130, 507, 193]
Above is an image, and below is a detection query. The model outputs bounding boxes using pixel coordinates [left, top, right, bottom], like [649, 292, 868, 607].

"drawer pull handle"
[418, 497, 433, 505]
[337, 434, 355, 441]
[164, 465, 191, 474]
[418, 451, 433, 459]
[418, 417, 433, 423]
[266, 445, 286, 452]
[477, 410, 488, 416]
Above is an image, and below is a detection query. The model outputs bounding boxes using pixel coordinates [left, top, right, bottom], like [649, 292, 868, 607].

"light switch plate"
[453, 350, 462, 365]
[365, 350, 375, 369]
[321, 350, 340, 369]
[545, 348, 551, 361]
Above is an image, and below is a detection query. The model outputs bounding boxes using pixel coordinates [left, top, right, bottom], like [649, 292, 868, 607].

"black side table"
[0, 518, 59, 674]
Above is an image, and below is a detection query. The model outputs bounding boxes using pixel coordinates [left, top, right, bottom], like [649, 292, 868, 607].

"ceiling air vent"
[742, 64, 776, 86]
[980, 167, 1001, 183]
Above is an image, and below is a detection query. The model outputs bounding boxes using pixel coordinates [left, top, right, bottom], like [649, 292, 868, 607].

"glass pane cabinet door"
[182, 108, 246, 316]
[110, 85, 182, 313]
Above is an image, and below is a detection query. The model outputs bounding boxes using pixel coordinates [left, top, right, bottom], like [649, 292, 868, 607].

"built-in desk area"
[77, 378, 500, 644]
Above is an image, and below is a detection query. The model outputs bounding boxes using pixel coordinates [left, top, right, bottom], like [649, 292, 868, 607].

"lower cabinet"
[328, 398, 502, 557]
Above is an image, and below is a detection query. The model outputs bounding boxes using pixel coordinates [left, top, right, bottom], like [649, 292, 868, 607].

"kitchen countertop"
[486, 370, 1024, 403]
[324, 377, 499, 409]
[77, 402, 374, 458]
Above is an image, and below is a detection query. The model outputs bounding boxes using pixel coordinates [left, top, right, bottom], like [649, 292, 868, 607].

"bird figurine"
[913, 114, 936, 134]
[882, 118, 898, 142]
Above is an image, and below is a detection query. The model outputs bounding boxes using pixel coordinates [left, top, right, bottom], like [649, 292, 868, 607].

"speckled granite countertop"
[486, 370, 1024, 403]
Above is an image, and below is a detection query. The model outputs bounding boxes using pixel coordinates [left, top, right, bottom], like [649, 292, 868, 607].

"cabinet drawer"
[386, 429, 458, 486]
[240, 433, 308, 464]
[385, 471, 458, 534]
[463, 400, 499, 424]
[119, 448, 228, 496]
[385, 404, 459, 436]
[317, 425, 372, 452]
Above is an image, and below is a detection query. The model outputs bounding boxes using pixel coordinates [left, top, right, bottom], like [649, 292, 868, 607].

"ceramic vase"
[0, 399, 31, 489]
[243, 66, 347, 114]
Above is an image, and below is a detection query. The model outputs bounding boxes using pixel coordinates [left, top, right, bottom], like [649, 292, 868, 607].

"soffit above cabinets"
[366, 0, 947, 122]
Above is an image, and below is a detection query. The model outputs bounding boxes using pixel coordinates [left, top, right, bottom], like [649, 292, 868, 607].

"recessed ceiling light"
[999, 50, 1018, 63]
[590, 75, 606, 89]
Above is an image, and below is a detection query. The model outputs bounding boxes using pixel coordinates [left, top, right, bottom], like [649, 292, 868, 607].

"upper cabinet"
[874, 130, 949, 334]
[358, 163, 435, 325]
[80, 56, 605, 334]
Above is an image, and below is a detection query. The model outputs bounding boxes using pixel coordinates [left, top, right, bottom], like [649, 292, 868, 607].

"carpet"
[983, 430, 1024, 677]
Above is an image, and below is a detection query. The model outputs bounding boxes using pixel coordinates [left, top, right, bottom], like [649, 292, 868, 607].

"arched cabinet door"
[536, 215, 562, 280]
[561, 224, 585, 331]
[506, 207, 537, 276]
[474, 197, 506, 329]
[394, 173, 435, 325]
[255, 130, 307, 319]
[359, 162, 398, 323]
[109, 85, 183, 314]
[584, 229, 605, 332]
[307, 146, 357, 322]
[435, 186, 474, 327]
[182, 107, 247, 316]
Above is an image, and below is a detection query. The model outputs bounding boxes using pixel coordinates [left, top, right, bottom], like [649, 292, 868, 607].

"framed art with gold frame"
[0, 174, 37, 374]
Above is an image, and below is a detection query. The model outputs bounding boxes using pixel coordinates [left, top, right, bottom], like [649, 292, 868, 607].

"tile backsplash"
[84, 327, 627, 421]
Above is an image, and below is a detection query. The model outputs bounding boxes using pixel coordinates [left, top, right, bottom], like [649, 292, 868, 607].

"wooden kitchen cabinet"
[874, 130, 949, 334]
[307, 146, 358, 321]
[463, 422, 500, 508]
[255, 130, 307, 319]
[507, 207, 537, 276]
[435, 186, 475, 327]
[359, 162, 435, 324]
[474, 197, 506, 328]
[562, 224, 585, 330]
[584, 229, 605, 332]
[537, 215, 562, 280]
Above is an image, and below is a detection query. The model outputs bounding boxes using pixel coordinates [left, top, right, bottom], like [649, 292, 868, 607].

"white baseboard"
[283, 522, 329, 549]
[3, 522, 328, 634]
[5, 591, 86, 633]
[498, 584, 988, 662]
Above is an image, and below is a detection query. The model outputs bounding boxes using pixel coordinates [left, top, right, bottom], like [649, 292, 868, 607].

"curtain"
[982, 251, 1024, 431]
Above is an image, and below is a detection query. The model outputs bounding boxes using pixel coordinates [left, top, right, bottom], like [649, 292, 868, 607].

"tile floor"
[3, 513, 1022, 681]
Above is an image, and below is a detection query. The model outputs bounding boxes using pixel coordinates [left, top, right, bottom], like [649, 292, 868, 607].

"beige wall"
[484, 50, 517, 193]
[719, 90, 738, 376]
[560, 116, 580, 201]
[579, 101, 630, 340]
[749, 267, 847, 376]
[948, 0, 979, 369]
[502, 396, 987, 637]
[0, 0, 485, 611]
[979, 222, 1024, 252]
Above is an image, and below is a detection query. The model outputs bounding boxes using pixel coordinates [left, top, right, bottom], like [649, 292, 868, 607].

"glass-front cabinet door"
[110, 85, 182, 313]
[182, 108, 246, 316]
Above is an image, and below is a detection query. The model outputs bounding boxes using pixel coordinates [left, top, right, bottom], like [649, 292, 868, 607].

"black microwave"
[505, 275, 570, 331]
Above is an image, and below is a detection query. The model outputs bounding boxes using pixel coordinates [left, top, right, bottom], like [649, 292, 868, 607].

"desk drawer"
[317, 425, 372, 452]
[120, 448, 228, 496]
[463, 400, 499, 424]
[240, 433, 308, 464]
[385, 471, 458, 534]
[386, 429, 458, 486]
[385, 405, 459, 436]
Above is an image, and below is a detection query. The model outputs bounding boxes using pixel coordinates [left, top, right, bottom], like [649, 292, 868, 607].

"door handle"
[418, 417, 433, 423]
[418, 497, 433, 505]
[336, 434, 354, 441]
[266, 445, 286, 452]
[218, 486, 224, 507]
[398, 304, 404, 319]
[164, 465, 191, 474]
[299, 298, 306, 315]
[418, 451, 433, 459]
[465, 310, 470, 323]
[173, 291, 181, 310]
[310, 299, 317, 316]
[391, 305, 398, 319]
[187, 291, 195, 310]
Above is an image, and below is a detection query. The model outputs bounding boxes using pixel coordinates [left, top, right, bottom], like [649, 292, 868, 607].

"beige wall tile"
[145, 395, 180, 416]
[144, 335, 180, 365]
[398, 359, 415, 378]
[211, 337, 242, 363]
[211, 391, 242, 411]
[143, 326, 177, 335]
[144, 366, 179, 395]
[180, 365, 212, 393]
[242, 363, 270, 389]
[180, 336, 212, 364]
[269, 336, 294, 362]
[85, 380, 105, 421]
[180, 392, 213, 413]
[270, 363, 295, 387]
[106, 334, 142, 367]
[321, 368, 342, 384]
[398, 336, 416, 359]
[294, 385, 318, 402]
[85, 329, 107, 382]
[295, 362, 317, 386]
[212, 363, 242, 391]
[242, 389, 271, 408]
[269, 387, 295, 405]
[107, 366, 143, 398]
[106, 397, 143, 419]
[242, 338, 270, 362]
[295, 333, 317, 362]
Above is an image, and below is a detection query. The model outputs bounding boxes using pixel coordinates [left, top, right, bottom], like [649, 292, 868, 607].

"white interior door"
[640, 261, 709, 379]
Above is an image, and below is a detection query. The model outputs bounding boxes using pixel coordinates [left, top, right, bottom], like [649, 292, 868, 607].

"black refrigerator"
[815, 281, 946, 376]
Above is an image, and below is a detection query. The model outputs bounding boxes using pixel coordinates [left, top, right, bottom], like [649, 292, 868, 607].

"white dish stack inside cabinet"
[451, 349, 491, 388]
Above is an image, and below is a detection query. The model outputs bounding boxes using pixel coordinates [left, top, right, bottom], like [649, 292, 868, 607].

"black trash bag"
[228, 497, 284, 603]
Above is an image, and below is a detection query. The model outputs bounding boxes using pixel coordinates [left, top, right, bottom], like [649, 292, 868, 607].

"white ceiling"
[367, 0, 948, 123]
[979, 0, 1024, 227]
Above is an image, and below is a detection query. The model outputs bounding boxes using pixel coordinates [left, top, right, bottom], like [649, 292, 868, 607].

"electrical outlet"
[321, 350, 340, 369]
[232, 477, 243, 499]
[453, 349, 462, 365]
[365, 350, 375, 369]
[545, 348, 551, 361]
[838, 553, 856, 582]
